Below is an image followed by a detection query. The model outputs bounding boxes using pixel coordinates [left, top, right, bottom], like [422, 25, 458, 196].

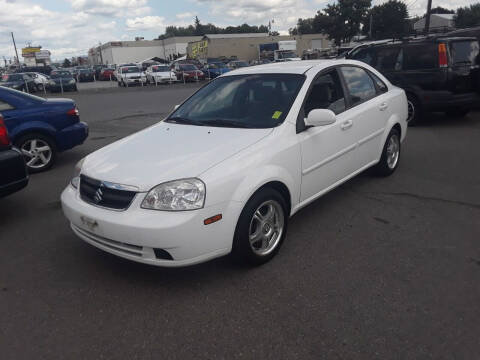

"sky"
[0, 0, 477, 61]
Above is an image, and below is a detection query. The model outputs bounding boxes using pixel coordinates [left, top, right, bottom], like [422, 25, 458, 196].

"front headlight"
[69, 79, 75, 84]
[70, 158, 85, 189]
[141, 178, 205, 211]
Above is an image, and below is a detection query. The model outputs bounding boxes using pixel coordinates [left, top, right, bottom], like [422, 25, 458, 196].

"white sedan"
[145, 65, 177, 84]
[61, 59, 407, 267]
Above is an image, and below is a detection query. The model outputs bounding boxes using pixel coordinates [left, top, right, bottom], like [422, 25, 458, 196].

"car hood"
[124, 73, 143, 77]
[81, 122, 273, 191]
[51, 78, 74, 83]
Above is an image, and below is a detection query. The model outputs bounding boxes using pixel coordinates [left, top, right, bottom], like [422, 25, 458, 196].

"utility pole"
[369, 14, 373, 39]
[11, 32, 20, 67]
[98, 42, 103, 65]
[424, 0, 433, 34]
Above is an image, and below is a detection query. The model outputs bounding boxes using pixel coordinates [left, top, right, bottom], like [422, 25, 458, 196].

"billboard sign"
[35, 50, 51, 59]
[22, 47, 41, 57]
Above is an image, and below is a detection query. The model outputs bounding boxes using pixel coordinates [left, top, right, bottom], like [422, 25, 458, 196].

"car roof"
[222, 59, 357, 75]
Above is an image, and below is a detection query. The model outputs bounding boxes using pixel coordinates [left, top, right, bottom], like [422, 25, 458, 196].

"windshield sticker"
[272, 111, 283, 119]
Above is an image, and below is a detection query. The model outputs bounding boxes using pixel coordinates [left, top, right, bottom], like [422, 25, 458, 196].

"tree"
[323, 0, 371, 46]
[363, 0, 409, 40]
[194, 16, 203, 36]
[455, 4, 480, 28]
[430, 6, 454, 14]
[63, 58, 71, 67]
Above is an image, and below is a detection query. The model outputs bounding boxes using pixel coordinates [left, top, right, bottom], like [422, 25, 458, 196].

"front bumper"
[61, 185, 243, 267]
[125, 77, 146, 85]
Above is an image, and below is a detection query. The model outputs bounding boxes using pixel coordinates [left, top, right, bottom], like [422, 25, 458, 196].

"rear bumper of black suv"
[0, 147, 29, 198]
[421, 91, 480, 111]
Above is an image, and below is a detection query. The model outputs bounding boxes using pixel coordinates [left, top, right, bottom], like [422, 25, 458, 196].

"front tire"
[374, 128, 401, 177]
[15, 133, 56, 173]
[232, 188, 288, 266]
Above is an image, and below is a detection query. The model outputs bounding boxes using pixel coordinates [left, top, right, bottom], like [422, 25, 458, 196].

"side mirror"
[174, 104, 180, 110]
[305, 109, 336, 127]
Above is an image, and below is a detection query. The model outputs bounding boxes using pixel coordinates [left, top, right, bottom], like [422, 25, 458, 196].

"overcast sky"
[0, 0, 477, 60]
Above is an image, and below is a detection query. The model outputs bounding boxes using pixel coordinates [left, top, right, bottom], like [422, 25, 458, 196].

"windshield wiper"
[202, 119, 252, 128]
[165, 117, 205, 126]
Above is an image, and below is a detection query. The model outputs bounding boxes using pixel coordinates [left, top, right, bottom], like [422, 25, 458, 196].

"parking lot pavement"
[1, 85, 480, 359]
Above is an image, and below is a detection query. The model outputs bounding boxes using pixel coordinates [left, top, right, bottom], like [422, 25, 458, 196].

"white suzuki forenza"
[61, 60, 407, 267]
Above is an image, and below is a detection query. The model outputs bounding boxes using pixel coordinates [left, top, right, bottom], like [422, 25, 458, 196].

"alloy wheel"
[386, 134, 400, 170]
[407, 100, 415, 123]
[248, 200, 285, 256]
[21, 139, 52, 170]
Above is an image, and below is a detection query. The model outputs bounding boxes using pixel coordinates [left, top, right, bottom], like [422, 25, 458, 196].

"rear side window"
[376, 47, 402, 71]
[369, 71, 388, 93]
[0, 100, 14, 111]
[450, 41, 480, 65]
[403, 44, 437, 70]
[340, 66, 377, 106]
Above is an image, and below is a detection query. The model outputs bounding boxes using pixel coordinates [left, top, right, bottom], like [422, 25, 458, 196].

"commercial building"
[186, 33, 330, 62]
[88, 36, 202, 65]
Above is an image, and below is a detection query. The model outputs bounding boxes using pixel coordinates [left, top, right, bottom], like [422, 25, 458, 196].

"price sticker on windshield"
[272, 111, 283, 119]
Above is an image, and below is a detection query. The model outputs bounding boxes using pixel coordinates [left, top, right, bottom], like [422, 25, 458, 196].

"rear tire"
[406, 93, 422, 126]
[15, 133, 56, 173]
[232, 188, 288, 266]
[374, 128, 401, 177]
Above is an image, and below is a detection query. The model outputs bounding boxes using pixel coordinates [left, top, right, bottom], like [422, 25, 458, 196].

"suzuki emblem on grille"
[93, 184, 104, 203]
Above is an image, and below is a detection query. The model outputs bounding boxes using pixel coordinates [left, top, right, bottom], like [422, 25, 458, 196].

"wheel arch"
[12, 125, 57, 148]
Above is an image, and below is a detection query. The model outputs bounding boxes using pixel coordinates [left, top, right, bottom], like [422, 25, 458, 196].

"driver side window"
[304, 70, 346, 117]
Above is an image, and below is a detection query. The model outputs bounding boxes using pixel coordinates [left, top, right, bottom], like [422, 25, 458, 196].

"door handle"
[379, 102, 388, 111]
[341, 120, 353, 130]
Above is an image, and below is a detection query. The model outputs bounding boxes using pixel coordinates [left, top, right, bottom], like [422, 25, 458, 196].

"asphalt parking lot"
[1, 84, 480, 359]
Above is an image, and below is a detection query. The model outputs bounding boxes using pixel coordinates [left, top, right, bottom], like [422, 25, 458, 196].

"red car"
[172, 63, 205, 82]
[99, 68, 116, 81]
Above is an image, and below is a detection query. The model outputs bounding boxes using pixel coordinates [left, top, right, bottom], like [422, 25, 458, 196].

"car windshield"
[122, 67, 140, 73]
[179, 64, 197, 71]
[209, 63, 224, 69]
[1, 74, 23, 82]
[233, 61, 249, 67]
[167, 74, 305, 129]
[450, 40, 480, 65]
[152, 66, 170, 72]
[79, 69, 91, 73]
[51, 72, 72, 78]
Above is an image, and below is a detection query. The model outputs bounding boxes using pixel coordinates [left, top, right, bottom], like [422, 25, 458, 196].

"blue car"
[0, 86, 88, 172]
[202, 62, 231, 79]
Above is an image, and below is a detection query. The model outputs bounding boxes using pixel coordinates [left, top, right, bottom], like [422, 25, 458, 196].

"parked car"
[0, 73, 38, 92]
[113, 63, 137, 80]
[0, 113, 28, 197]
[77, 69, 95, 82]
[117, 66, 146, 86]
[346, 36, 480, 124]
[25, 72, 49, 91]
[99, 68, 116, 81]
[202, 62, 231, 78]
[145, 65, 177, 84]
[0, 86, 88, 172]
[48, 71, 77, 92]
[172, 63, 205, 82]
[61, 59, 407, 267]
[15, 66, 52, 76]
[227, 60, 250, 69]
[93, 65, 107, 79]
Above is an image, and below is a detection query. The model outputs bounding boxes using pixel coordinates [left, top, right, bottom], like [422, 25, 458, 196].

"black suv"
[346, 36, 480, 124]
